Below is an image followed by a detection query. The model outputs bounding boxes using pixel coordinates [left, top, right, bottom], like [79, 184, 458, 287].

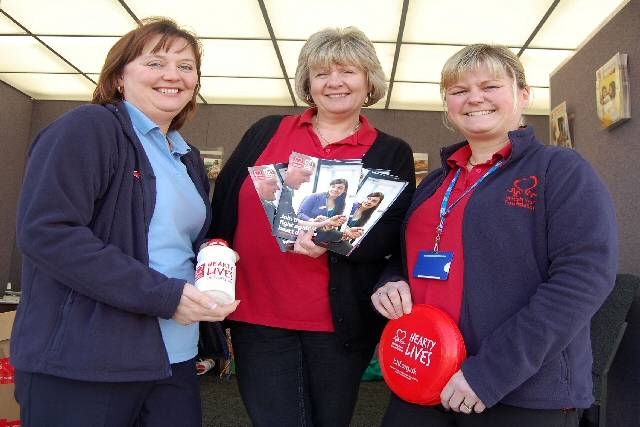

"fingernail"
[209, 303, 218, 309]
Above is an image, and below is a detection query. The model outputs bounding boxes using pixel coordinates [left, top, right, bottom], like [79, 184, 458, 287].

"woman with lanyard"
[371, 44, 617, 427]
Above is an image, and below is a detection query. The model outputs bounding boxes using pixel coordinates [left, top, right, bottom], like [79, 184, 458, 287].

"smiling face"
[328, 183, 346, 199]
[256, 178, 280, 202]
[119, 35, 198, 132]
[309, 63, 368, 118]
[444, 64, 529, 144]
[284, 166, 313, 190]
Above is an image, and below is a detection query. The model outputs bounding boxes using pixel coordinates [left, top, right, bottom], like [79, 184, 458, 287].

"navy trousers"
[382, 392, 580, 427]
[229, 321, 375, 427]
[15, 358, 202, 427]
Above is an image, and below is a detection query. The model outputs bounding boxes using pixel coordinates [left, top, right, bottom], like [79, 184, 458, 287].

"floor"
[200, 374, 390, 426]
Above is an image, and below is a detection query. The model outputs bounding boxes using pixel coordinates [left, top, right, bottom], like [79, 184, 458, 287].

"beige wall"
[0, 82, 32, 293]
[550, 0, 639, 277]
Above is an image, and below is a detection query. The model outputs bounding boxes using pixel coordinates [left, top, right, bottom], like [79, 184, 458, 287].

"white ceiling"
[0, 0, 629, 114]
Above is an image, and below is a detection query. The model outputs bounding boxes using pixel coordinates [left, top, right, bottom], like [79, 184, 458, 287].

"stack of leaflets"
[248, 151, 408, 256]
[596, 52, 631, 129]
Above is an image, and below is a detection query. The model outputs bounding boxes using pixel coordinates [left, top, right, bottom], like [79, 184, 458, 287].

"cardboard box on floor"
[0, 310, 20, 421]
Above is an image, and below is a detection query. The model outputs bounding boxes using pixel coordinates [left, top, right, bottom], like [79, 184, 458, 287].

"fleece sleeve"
[17, 107, 184, 319]
[462, 150, 619, 407]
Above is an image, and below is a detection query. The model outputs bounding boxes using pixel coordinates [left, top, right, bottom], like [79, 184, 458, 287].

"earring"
[117, 86, 124, 95]
[363, 92, 372, 106]
[305, 93, 316, 106]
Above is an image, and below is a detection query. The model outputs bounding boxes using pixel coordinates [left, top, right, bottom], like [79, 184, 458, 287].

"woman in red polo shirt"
[208, 27, 415, 426]
[371, 44, 617, 427]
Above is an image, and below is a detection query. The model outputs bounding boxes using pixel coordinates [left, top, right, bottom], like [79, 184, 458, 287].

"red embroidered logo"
[133, 170, 141, 179]
[505, 176, 538, 210]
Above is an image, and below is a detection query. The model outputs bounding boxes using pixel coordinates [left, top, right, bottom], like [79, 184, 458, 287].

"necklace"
[314, 115, 361, 146]
[468, 137, 510, 167]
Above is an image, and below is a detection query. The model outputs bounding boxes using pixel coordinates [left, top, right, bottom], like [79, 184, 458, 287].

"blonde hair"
[295, 27, 386, 107]
[440, 44, 528, 129]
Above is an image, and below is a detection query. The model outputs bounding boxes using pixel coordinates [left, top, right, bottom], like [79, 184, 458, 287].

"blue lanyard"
[433, 160, 504, 251]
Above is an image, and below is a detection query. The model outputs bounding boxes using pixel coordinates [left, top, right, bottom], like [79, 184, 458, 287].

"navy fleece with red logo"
[379, 125, 618, 410]
[11, 103, 213, 382]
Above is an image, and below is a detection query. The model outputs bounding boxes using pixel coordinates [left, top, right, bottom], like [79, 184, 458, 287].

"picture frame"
[200, 149, 224, 181]
[595, 52, 630, 129]
[549, 101, 573, 148]
[413, 152, 429, 186]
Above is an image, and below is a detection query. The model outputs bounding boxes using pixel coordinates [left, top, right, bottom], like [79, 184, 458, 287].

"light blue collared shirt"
[125, 101, 206, 364]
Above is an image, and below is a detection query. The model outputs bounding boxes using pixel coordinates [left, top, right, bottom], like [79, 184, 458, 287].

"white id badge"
[412, 251, 454, 281]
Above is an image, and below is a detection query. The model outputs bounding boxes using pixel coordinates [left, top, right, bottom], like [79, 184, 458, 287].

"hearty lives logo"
[505, 176, 539, 211]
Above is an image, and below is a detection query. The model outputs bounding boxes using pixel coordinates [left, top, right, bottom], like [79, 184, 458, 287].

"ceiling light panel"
[525, 87, 549, 115]
[0, 36, 75, 72]
[40, 37, 119, 74]
[200, 40, 282, 77]
[279, 41, 395, 81]
[0, 72, 95, 100]
[530, 0, 627, 49]
[125, 0, 269, 38]
[265, 0, 403, 42]
[200, 77, 292, 106]
[404, 0, 554, 45]
[1, 0, 136, 35]
[0, 13, 26, 34]
[395, 44, 464, 83]
[518, 48, 572, 87]
[388, 82, 443, 111]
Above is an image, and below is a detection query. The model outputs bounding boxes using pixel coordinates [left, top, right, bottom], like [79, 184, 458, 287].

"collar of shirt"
[299, 107, 377, 146]
[447, 141, 513, 169]
[123, 101, 191, 157]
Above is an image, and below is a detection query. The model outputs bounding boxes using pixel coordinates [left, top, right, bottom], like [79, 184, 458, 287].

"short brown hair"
[295, 27, 386, 107]
[92, 17, 202, 131]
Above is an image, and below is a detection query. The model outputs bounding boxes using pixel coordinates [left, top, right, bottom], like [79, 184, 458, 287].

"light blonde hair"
[440, 44, 528, 129]
[295, 27, 386, 107]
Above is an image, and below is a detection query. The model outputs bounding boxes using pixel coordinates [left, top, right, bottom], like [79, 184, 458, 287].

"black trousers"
[382, 393, 580, 427]
[15, 358, 201, 427]
[230, 321, 375, 427]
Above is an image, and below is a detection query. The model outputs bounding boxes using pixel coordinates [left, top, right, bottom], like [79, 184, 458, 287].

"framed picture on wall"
[413, 152, 429, 186]
[201, 149, 224, 181]
[596, 53, 630, 129]
[549, 101, 573, 148]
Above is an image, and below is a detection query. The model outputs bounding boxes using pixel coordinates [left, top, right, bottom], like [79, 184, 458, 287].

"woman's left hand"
[292, 229, 327, 258]
[440, 370, 486, 414]
[316, 214, 346, 228]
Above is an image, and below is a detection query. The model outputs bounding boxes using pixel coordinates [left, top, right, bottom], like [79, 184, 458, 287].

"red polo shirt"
[229, 108, 378, 331]
[405, 142, 512, 324]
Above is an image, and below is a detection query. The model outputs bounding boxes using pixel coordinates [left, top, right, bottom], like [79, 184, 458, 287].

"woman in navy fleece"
[371, 44, 617, 427]
[11, 18, 237, 427]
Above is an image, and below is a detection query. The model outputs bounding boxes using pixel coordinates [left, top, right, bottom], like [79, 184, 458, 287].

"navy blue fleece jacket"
[380, 126, 618, 409]
[11, 102, 211, 382]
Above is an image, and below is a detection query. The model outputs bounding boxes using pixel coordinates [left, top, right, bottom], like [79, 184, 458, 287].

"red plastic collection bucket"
[378, 304, 466, 405]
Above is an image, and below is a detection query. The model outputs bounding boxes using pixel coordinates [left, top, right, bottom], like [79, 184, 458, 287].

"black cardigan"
[209, 115, 415, 350]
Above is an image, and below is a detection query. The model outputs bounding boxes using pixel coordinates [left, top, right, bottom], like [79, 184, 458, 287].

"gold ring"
[461, 402, 473, 411]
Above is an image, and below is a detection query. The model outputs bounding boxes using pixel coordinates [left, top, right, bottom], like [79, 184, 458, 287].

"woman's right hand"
[371, 280, 413, 319]
[172, 283, 240, 325]
[342, 227, 364, 240]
